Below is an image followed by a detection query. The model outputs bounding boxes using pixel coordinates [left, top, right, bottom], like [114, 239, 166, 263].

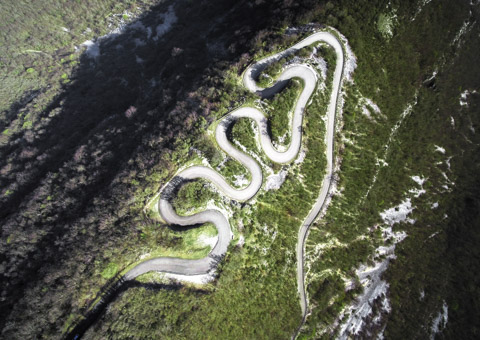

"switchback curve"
[123, 30, 346, 336]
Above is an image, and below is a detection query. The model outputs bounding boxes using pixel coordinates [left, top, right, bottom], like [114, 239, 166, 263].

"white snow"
[445, 156, 452, 170]
[80, 10, 134, 59]
[409, 176, 427, 197]
[460, 89, 477, 107]
[452, 20, 472, 47]
[412, 0, 433, 21]
[333, 28, 357, 82]
[265, 170, 287, 190]
[362, 98, 381, 119]
[434, 145, 446, 154]
[313, 53, 328, 80]
[377, 158, 389, 167]
[237, 235, 245, 247]
[80, 6, 177, 60]
[294, 148, 307, 164]
[411, 175, 426, 186]
[363, 96, 418, 201]
[233, 174, 249, 188]
[361, 105, 372, 118]
[409, 188, 426, 198]
[441, 171, 455, 186]
[424, 69, 437, 83]
[154, 5, 177, 40]
[81, 40, 100, 58]
[337, 225, 406, 339]
[431, 301, 448, 339]
[380, 198, 416, 226]
[460, 90, 469, 106]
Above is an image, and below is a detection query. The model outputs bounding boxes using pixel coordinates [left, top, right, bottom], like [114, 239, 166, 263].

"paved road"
[123, 31, 346, 333]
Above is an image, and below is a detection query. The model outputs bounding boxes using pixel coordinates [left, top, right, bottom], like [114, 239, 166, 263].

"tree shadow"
[65, 277, 187, 340]
[0, 0, 300, 337]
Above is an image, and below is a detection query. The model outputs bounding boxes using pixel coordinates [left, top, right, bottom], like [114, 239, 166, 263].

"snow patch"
[409, 176, 427, 197]
[333, 29, 357, 83]
[361, 98, 381, 119]
[313, 54, 327, 80]
[80, 6, 176, 60]
[412, 0, 433, 21]
[81, 40, 100, 58]
[460, 90, 469, 106]
[434, 145, 446, 154]
[452, 20, 473, 48]
[154, 5, 177, 40]
[445, 156, 452, 170]
[233, 174, 249, 188]
[337, 225, 406, 339]
[363, 96, 417, 201]
[431, 301, 448, 339]
[265, 170, 287, 191]
[411, 175, 426, 186]
[80, 10, 135, 59]
[460, 89, 477, 107]
[380, 198, 416, 225]
[295, 148, 307, 164]
[424, 69, 437, 83]
[237, 235, 245, 247]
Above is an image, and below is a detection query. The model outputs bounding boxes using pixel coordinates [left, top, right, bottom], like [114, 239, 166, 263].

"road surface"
[123, 31, 346, 335]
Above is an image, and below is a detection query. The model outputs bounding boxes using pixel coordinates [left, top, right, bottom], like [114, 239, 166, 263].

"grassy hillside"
[0, 0, 479, 339]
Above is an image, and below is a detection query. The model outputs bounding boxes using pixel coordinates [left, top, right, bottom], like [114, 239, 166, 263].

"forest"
[0, 0, 479, 339]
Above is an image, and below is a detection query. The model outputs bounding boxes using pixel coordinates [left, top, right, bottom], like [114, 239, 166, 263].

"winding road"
[123, 30, 346, 336]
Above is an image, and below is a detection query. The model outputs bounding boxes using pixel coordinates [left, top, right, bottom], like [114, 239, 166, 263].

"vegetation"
[101, 263, 119, 279]
[297, 0, 480, 338]
[264, 78, 303, 146]
[172, 180, 219, 215]
[82, 21, 337, 340]
[0, 0, 479, 339]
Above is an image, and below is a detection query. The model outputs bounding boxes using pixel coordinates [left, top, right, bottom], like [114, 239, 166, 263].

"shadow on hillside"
[65, 278, 185, 340]
[0, 0, 294, 338]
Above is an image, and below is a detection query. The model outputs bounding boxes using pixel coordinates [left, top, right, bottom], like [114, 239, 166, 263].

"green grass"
[263, 78, 303, 146]
[5, 1, 478, 339]
[101, 262, 119, 279]
[139, 223, 218, 261]
[172, 180, 220, 216]
[297, 1, 478, 337]
[84, 26, 337, 340]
